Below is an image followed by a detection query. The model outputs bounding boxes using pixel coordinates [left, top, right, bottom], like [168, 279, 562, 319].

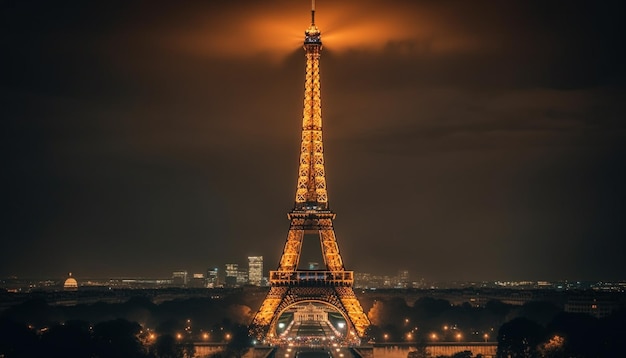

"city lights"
[1, 1, 622, 358]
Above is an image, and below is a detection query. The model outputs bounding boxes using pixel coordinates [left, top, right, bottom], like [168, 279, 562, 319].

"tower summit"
[298, 0, 324, 209]
[250, 2, 370, 343]
[305, 0, 320, 45]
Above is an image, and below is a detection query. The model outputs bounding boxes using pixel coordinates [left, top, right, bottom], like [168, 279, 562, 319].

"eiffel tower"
[250, 1, 370, 343]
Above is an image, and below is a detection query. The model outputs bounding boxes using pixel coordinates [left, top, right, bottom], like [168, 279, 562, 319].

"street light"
[455, 333, 462, 342]
[430, 333, 438, 341]
[483, 334, 489, 342]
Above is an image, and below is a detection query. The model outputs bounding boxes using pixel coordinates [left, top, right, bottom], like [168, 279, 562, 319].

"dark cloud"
[1, 0, 625, 281]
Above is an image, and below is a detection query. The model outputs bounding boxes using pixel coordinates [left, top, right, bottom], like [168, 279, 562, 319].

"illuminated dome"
[63, 272, 78, 291]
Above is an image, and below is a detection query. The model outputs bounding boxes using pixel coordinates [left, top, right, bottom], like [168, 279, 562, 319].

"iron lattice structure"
[250, 6, 370, 343]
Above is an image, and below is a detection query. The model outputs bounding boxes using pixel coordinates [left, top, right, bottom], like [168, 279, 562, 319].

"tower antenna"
[311, 0, 315, 25]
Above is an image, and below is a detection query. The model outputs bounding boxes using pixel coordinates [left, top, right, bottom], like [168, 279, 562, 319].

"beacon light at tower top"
[305, 0, 321, 44]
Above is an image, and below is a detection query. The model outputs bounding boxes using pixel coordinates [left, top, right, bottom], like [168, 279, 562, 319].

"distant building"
[248, 256, 263, 286]
[293, 303, 327, 322]
[225, 263, 238, 287]
[354, 272, 393, 288]
[236, 269, 248, 285]
[206, 267, 219, 288]
[190, 273, 206, 288]
[308, 262, 320, 270]
[172, 270, 188, 286]
[63, 272, 78, 291]
[565, 294, 620, 318]
[397, 270, 410, 288]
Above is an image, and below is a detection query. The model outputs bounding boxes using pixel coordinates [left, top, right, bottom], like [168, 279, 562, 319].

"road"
[278, 345, 354, 358]
[274, 319, 355, 358]
[281, 320, 338, 341]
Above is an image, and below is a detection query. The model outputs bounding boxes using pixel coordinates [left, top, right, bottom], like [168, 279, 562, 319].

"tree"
[485, 300, 513, 318]
[368, 297, 410, 327]
[508, 301, 560, 326]
[156, 319, 184, 336]
[410, 297, 454, 335]
[225, 324, 251, 358]
[598, 308, 626, 357]
[536, 334, 565, 358]
[1, 297, 61, 328]
[545, 312, 599, 357]
[40, 320, 93, 358]
[0, 318, 39, 358]
[93, 318, 147, 358]
[497, 317, 545, 358]
[411, 297, 451, 321]
[150, 334, 183, 358]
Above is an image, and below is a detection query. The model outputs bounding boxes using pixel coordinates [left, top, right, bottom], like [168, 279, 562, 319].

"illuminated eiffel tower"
[250, 1, 370, 343]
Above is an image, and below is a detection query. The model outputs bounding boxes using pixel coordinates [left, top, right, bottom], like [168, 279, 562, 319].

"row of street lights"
[381, 324, 491, 343]
[144, 330, 231, 343]
[382, 331, 489, 343]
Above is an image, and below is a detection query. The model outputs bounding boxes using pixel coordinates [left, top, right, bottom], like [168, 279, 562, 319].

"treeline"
[0, 295, 253, 358]
[364, 296, 626, 357]
[0, 317, 250, 358]
[1, 294, 252, 335]
[365, 297, 560, 341]
[3, 293, 626, 357]
[497, 312, 626, 357]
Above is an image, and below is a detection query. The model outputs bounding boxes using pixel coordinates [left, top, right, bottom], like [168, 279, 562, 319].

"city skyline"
[2, 1, 625, 281]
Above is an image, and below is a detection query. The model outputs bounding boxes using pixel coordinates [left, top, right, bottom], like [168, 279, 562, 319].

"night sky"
[2, 0, 625, 281]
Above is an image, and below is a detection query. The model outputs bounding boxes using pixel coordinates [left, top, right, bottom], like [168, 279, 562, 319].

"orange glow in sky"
[166, 1, 478, 61]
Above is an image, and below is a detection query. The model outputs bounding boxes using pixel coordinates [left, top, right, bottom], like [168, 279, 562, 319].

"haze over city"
[2, 0, 625, 281]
